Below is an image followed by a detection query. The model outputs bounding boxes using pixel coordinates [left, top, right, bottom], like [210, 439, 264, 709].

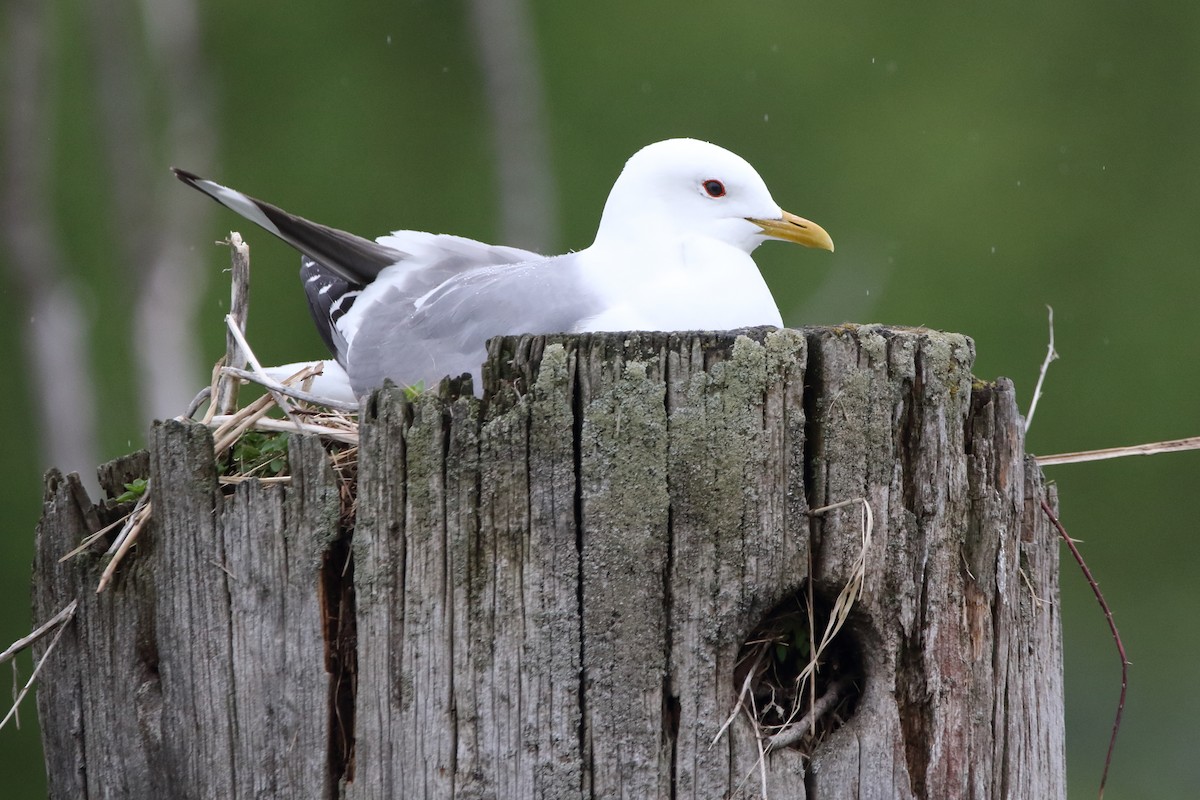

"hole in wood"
[733, 581, 863, 755]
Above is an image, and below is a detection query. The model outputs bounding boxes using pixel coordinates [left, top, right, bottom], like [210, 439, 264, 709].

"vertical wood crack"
[320, 476, 358, 792]
[440, 402, 458, 795]
[896, 568, 933, 800]
[800, 331, 825, 515]
[660, 350, 678, 800]
[570, 344, 592, 797]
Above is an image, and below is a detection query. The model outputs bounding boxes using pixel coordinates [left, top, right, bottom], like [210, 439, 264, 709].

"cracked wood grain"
[34, 327, 1064, 799]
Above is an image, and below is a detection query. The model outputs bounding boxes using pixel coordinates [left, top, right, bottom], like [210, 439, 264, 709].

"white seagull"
[175, 138, 834, 402]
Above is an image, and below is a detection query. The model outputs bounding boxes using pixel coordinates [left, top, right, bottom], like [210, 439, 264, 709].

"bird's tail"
[172, 168, 404, 285]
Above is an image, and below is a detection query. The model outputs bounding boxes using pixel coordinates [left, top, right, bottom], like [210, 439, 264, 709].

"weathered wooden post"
[33, 326, 1064, 799]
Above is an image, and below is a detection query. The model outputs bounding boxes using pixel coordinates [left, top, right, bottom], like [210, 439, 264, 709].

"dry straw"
[1, 233, 361, 730]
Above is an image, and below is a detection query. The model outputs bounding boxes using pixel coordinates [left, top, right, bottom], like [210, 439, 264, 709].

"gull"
[174, 138, 834, 402]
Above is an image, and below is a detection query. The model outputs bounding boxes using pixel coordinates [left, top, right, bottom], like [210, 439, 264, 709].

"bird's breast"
[576, 242, 783, 332]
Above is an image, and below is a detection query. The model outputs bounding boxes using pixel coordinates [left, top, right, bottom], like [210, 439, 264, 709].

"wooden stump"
[33, 326, 1065, 799]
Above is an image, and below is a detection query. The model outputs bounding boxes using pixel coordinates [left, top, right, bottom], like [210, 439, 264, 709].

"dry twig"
[0, 601, 77, 667]
[1021, 307, 1199, 464]
[57, 511, 134, 563]
[716, 496, 873, 799]
[96, 501, 154, 593]
[766, 676, 855, 752]
[1037, 435, 1200, 466]
[218, 474, 292, 486]
[87, 362, 354, 591]
[224, 313, 305, 431]
[221, 366, 359, 412]
[57, 230, 361, 598]
[1025, 305, 1058, 434]
[216, 233, 250, 414]
[0, 600, 77, 731]
[806, 497, 873, 661]
[206, 414, 359, 445]
[1042, 500, 1127, 800]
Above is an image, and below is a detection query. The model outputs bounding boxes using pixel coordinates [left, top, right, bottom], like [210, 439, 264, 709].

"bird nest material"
[81, 233, 364, 593]
[717, 497, 871, 798]
[1, 234, 365, 733]
[732, 585, 862, 756]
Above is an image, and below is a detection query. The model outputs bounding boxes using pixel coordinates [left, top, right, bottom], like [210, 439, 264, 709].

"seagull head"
[592, 138, 834, 255]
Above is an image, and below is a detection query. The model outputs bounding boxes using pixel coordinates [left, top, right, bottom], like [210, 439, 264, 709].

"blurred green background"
[3, 0, 1198, 797]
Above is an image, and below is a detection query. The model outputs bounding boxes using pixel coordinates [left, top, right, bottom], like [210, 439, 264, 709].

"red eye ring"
[702, 179, 726, 198]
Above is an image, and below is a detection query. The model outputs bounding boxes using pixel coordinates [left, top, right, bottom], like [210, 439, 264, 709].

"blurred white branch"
[466, 0, 558, 253]
[87, 0, 217, 421]
[3, 0, 217, 484]
[1, 0, 100, 484]
[136, 0, 218, 419]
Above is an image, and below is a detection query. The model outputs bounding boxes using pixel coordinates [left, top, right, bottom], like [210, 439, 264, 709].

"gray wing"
[368, 230, 544, 303]
[345, 255, 603, 392]
[307, 234, 543, 360]
[173, 169, 548, 360]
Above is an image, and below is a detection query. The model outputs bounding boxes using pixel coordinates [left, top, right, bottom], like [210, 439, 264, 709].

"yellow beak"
[747, 210, 835, 252]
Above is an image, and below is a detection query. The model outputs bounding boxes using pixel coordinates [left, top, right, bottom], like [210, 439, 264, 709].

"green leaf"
[114, 478, 148, 504]
[223, 429, 290, 477]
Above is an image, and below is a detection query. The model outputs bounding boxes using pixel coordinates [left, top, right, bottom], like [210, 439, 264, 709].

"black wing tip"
[171, 166, 203, 186]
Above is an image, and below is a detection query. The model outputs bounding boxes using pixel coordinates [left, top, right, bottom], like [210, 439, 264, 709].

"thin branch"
[1036, 435, 1200, 466]
[221, 367, 359, 413]
[206, 415, 359, 445]
[748, 687, 769, 800]
[0, 601, 78, 666]
[712, 646, 768, 748]
[210, 388, 289, 453]
[218, 475, 292, 486]
[103, 488, 150, 557]
[187, 386, 212, 419]
[216, 233, 251, 414]
[1042, 499, 1126, 800]
[724, 644, 772, 798]
[807, 498, 873, 654]
[199, 355, 228, 425]
[224, 314, 305, 430]
[766, 676, 855, 752]
[96, 502, 153, 594]
[0, 601, 77, 731]
[1025, 305, 1058, 434]
[58, 511, 133, 562]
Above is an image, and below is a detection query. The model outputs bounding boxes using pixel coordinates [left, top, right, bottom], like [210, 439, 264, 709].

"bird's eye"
[702, 179, 726, 198]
